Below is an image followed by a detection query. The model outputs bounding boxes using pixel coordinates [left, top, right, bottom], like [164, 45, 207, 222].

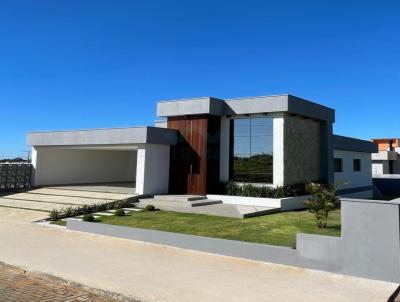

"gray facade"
[27, 94, 376, 195]
[27, 126, 177, 147]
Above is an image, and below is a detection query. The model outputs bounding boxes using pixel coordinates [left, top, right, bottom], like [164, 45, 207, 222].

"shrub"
[47, 197, 138, 221]
[49, 209, 60, 221]
[82, 214, 95, 222]
[144, 205, 156, 211]
[225, 182, 306, 198]
[304, 183, 340, 228]
[114, 209, 125, 216]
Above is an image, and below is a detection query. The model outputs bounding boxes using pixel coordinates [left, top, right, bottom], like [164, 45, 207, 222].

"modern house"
[371, 138, 400, 175]
[27, 94, 377, 198]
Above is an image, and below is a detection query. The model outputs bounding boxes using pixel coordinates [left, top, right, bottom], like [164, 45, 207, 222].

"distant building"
[371, 138, 400, 174]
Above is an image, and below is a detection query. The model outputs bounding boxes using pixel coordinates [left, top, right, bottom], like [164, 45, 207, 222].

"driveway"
[0, 206, 397, 302]
[0, 262, 129, 302]
[0, 186, 136, 216]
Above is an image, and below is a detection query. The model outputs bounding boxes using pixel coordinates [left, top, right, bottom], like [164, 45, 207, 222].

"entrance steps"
[135, 195, 280, 218]
[138, 195, 222, 208]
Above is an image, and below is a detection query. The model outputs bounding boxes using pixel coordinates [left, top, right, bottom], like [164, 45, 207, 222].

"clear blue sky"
[0, 0, 399, 158]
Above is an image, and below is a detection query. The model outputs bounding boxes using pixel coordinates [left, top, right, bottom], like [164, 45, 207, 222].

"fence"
[0, 163, 32, 192]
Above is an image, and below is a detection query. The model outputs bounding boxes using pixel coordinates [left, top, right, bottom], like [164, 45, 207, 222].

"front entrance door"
[168, 116, 208, 195]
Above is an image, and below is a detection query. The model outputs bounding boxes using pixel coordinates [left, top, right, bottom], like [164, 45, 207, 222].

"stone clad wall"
[283, 114, 321, 185]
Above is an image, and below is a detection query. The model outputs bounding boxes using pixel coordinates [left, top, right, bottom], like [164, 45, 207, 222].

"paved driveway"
[0, 262, 129, 302]
[0, 205, 397, 302]
[0, 187, 136, 215]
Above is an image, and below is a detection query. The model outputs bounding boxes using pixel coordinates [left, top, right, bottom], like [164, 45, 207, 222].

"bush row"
[49, 197, 136, 221]
[225, 182, 307, 198]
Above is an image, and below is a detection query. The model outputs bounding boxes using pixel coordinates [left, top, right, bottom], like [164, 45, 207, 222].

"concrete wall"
[219, 116, 230, 183]
[207, 194, 309, 210]
[136, 144, 170, 195]
[333, 150, 372, 189]
[283, 114, 321, 185]
[67, 198, 400, 283]
[372, 159, 400, 175]
[32, 147, 137, 186]
[272, 113, 285, 186]
[372, 161, 388, 175]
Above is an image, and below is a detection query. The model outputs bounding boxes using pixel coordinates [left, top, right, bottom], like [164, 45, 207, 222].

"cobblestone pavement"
[0, 263, 124, 302]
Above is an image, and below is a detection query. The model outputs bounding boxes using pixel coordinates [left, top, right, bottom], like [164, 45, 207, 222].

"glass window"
[231, 117, 273, 183]
[334, 158, 343, 173]
[353, 159, 361, 172]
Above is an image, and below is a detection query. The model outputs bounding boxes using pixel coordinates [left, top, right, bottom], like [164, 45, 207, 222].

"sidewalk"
[0, 207, 397, 302]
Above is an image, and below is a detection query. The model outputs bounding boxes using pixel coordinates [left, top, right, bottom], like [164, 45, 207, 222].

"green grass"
[98, 209, 341, 247]
[50, 220, 66, 226]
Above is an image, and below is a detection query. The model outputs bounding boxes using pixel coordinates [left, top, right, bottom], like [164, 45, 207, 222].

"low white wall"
[33, 147, 137, 186]
[207, 194, 309, 211]
[136, 144, 170, 195]
[334, 150, 372, 189]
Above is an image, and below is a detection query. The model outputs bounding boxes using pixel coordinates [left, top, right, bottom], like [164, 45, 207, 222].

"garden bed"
[74, 209, 341, 247]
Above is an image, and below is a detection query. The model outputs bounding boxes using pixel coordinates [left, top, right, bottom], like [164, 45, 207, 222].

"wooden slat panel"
[167, 115, 220, 195]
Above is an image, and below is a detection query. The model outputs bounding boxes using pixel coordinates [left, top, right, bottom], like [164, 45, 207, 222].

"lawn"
[97, 209, 341, 247]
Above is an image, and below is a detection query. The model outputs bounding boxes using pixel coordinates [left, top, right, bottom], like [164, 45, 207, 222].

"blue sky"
[0, 0, 399, 158]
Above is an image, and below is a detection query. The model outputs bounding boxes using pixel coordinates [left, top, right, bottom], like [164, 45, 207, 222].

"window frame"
[334, 158, 343, 173]
[353, 159, 361, 172]
[230, 116, 273, 184]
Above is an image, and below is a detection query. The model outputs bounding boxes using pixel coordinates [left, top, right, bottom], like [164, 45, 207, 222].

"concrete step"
[135, 200, 280, 218]
[138, 198, 222, 208]
[153, 195, 207, 202]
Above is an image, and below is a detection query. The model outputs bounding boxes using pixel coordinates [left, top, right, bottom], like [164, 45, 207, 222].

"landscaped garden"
[88, 208, 341, 247]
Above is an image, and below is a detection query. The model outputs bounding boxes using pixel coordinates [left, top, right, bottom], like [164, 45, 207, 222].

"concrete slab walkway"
[0, 186, 137, 212]
[0, 207, 397, 302]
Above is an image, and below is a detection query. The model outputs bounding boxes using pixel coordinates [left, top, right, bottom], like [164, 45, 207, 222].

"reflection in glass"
[232, 117, 273, 183]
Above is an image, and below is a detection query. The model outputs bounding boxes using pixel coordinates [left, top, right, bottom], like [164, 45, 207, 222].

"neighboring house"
[27, 94, 377, 198]
[371, 138, 400, 175]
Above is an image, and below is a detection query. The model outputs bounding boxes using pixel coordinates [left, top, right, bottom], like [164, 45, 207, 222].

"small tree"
[305, 183, 340, 228]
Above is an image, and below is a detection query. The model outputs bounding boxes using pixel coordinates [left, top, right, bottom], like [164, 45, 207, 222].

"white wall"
[334, 149, 372, 189]
[33, 147, 137, 186]
[372, 161, 387, 175]
[273, 113, 285, 186]
[136, 144, 170, 195]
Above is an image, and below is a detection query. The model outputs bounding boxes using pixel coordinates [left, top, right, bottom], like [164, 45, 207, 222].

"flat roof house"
[27, 94, 377, 198]
[371, 138, 400, 175]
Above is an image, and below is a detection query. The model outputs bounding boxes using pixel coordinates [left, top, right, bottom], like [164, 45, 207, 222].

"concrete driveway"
[0, 186, 136, 215]
[0, 205, 397, 302]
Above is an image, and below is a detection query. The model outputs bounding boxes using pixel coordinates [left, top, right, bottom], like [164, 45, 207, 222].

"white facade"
[333, 149, 373, 198]
[135, 144, 170, 195]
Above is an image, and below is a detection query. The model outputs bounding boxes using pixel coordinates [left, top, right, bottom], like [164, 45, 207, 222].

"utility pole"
[23, 150, 31, 163]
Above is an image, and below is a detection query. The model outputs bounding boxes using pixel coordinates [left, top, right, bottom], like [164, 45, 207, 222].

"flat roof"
[333, 135, 378, 153]
[27, 126, 177, 147]
[371, 138, 400, 141]
[157, 94, 335, 122]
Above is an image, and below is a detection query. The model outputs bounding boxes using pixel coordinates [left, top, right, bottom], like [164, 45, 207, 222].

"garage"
[32, 146, 137, 189]
[28, 127, 177, 195]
